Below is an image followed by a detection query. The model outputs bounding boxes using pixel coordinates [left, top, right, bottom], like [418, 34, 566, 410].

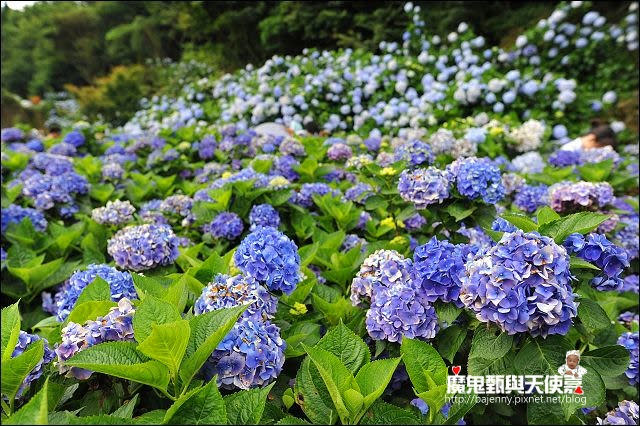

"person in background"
[561, 119, 617, 151]
[46, 122, 62, 139]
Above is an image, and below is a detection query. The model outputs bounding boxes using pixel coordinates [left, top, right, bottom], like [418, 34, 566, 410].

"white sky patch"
[2, 1, 39, 10]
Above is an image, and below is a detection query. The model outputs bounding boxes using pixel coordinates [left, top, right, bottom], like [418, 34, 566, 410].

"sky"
[1, 1, 39, 10]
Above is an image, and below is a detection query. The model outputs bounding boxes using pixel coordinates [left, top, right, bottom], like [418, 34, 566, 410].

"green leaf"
[360, 401, 420, 425]
[538, 212, 610, 243]
[67, 414, 133, 424]
[112, 394, 139, 419]
[581, 345, 630, 377]
[1, 340, 44, 400]
[514, 336, 571, 375]
[164, 378, 226, 424]
[66, 301, 117, 325]
[224, 382, 274, 425]
[8, 258, 64, 291]
[434, 302, 461, 327]
[5, 378, 48, 425]
[446, 203, 476, 222]
[33, 260, 82, 295]
[314, 322, 369, 373]
[132, 295, 181, 343]
[298, 243, 319, 267]
[467, 352, 515, 376]
[163, 277, 189, 313]
[561, 369, 605, 420]
[294, 355, 338, 424]
[354, 358, 401, 420]
[133, 410, 166, 424]
[536, 206, 560, 227]
[179, 305, 246, 388]
[569, 257, 600, 271]
[75, 277, 111, 305]
[442, 393, 476, 425]
[65, 341, 170, 391]
[435, 325, 467, 363]
[131, 273, 170, 299]
[193, 252, 228, 283]
[137, 320, 190, 379]
[302, 344, 356, 423]
[400, 338, 447, 394]
[527, 399, 565, 425]
[501, 213, 538, 232]
[468, 325, 513, 360]
[275, 415, 312, 425]
[577, 159, 613, 182]
[1, 301, 21, 362]
[578, 298, 611, 334]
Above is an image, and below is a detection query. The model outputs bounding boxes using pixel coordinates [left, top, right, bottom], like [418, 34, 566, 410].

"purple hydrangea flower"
[351, 250, 414, 306]
[107, 224, 180, 271]
[49, 142, 77, 157]
[249, 204, 280, 230]
[621, 275, 639, 293]
[342, 234, 367, 253]
[279, 138, 305, 157]
[1, 127, 24, 142]
[194, 273, 277, 321]
[56, 298, 135, 380]
[397, 167, 451, 209]
[514, 184, 549, 213]
[199, 135, 217, 160]
[327, 143, 353, 161]
[344, 183, 373, 204]
[413, 237, 467, 307]
[460, 230, 577, 337]
[450, 157, 505, 204]
[102, 162, 124, 181]
[364, 137, 381, 152]
[91, 200, 135, 226]
[234, 227, 301, 294]
[615, 215, 639, 260]
[11, 331, 55, 398]
[549, 181, 613, 213]
[403, 213, 427, 231]
[159, 195, 195, 227]
[290, 183, 339, 207]
[201, 316, 285, 390]
[618, 311, 639, 327]
[203, 212, 244, 240]
[492, 217, 517, 233]
[617, 332, 639, 386]
[549, 150, 582, 167]
[273, 155, 300, 181]
[44, 264, 137, 322]
[597, 400, 639, 425]
[564, 233, 630, 291]
[1, 204, 48, 233]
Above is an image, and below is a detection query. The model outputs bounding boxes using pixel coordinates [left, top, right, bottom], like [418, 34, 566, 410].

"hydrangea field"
[1, 1, 639, 424]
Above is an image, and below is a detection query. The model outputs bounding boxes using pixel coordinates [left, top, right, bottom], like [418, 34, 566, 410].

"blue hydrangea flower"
[564, 233, 630, 291]
[397, 167, 451, 209]
[615, 215, 639, 260]
[344, 183, 373, 204]
[617, 332, 639, 386]
[1, 127, 24, 142]
[234, 227, 301, 294]
[1, 204, 48, 233]
[203, 212, 244, 240]
[290, 183, 340, 207]
[44, 264, 137, 321]
[342, 234, 367, 253]
[11, 331, 55, 398]
[492, 218, 517, 233]
[273, 155, 300, 181]
[597, 400, 639, 424]
[249, 204, 280, 230]
[351, 250, 414, 306]
[56, 298, 135, 380]
[49, 142, 77, 157]
[159, 195, 195, 227]
[199, 135, 217, 160]
[21, 169, 88, 214]
[194, 273, 277, 321]
[549, 150, 583, 167]
[460, 230, 577, 337]
[450, 157, 505, 204]
[394, 139, 434, 167]
[410, 399, 466, 424]
[621, 275, 639, 293]
[413, 237, 468, 307]
[63, 130, 85, 147]
[514, 184, 549, 213]
[107, 224, 180, 271]
[91, 200, 135, 226]
[201, 316, 285, 390]
[102, 162, 124, 181]
[619, 311, 639, 327]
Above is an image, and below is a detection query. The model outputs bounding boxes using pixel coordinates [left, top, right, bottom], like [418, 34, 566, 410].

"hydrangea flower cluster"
[234, 226, 301, 294]
[508, 119, 545, 152]
[514, 184, 549, 213]
[549, 149, 582, 167]
[1, 127, 24, 142]
[549, 181, 613, 213]
[413, 237, 467, 307]
[289, 183, 340, 207]
[107, 224, 180, 271]
[617, 332, 639, 386]
[198, 135, 217, 160]
[43, 264, 137, 321]
[350, 250, 439, 342]
[428, 129, 456, 155]
[194, 273, 277, 320]
[460, 230, 577, 337]
[102, 162, 125, 181]
[56, 298, 135, 380]
[621, 275, 639, 293]
[63, 130, 85, 147]
[201, 316, 285, 390]
[1, 204, 48, 233]
[449, 157, 505, 204]
[510, 152, 546, 175]
[203, 212, 244, 240]
[249, 204, 280, 230]
[615, 215, 639, 260]
[342, 234, 367, 252]
[403, 213, 427, 231]
[91, 200, 136, 226]
[564, 233, 630, 291]
[327, 142, 353, 161]
[11, 331, 55, 398]
[344, 182, 373, 204]
[397, 167, 451, 209]
[159, 195, 195, 226]
[394, 139, 434, 167]
[491, 217, 517, 233]
[596, 400, 639, 425]
[502, 172, 526, 195]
